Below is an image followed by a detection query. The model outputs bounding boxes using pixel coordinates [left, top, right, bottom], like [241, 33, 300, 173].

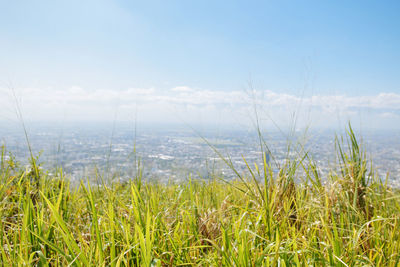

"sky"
[1, 0, 400, 130]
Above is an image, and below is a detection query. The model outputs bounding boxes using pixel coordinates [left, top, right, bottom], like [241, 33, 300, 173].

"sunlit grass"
[1, 125, 400, 266]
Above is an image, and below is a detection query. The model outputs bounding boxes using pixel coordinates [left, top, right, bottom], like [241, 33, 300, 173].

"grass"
[1, 125, 400, 266]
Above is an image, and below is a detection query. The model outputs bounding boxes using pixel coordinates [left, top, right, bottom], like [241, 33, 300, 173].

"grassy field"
[1, 126, 400, 266]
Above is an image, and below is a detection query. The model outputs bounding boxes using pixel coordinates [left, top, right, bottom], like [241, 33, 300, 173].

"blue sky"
[1, 0, 400, 128]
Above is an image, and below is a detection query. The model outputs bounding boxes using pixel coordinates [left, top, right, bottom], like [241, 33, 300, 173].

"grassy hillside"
[1, 126, 400, 266]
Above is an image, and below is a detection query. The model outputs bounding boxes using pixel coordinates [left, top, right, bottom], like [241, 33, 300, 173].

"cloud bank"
[1, 86, 399, 129]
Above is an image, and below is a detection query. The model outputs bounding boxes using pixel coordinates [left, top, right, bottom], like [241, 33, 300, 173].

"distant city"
[1, 122, 400, 187]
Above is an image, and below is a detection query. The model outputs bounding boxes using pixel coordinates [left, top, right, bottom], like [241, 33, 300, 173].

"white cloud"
[1, 86, 400, 128]
[380, 112, 400, 119]
[171, 86, 193, 93]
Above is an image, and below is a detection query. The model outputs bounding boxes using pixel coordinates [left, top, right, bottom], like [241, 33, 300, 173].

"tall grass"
[1, 125, 400, 266]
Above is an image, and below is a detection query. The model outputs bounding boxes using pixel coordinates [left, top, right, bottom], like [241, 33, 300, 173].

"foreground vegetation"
[1, 126, 400, 266]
